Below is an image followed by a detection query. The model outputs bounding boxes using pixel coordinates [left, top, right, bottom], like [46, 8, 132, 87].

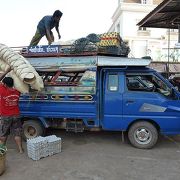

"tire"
[23, 120, 45, 140]
[128, 121, 158, 149]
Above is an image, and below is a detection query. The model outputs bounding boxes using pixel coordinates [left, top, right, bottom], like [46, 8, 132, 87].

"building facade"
[109, 0, 179, 62]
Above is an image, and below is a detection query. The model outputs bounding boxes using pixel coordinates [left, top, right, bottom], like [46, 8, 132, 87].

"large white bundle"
[0, 59, 10, 72]
[9, 71, 29, 93]
[0, 43, 44, 92]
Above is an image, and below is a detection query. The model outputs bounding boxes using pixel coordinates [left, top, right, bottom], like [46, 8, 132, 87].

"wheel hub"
[135, 128, 152, 144]
[27, 126, 36, 136]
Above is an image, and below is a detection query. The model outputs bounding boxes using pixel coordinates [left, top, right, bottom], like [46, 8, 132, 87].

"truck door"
[101, 71, 124, 130]
[122, 72, 179, 131]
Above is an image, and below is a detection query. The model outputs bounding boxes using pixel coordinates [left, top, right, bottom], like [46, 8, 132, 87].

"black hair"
[53, 10, 63, 18]
[2, 77, 14, 88]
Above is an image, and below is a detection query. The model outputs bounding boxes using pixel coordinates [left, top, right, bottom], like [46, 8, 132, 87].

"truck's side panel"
[20, 100, 97, 119]
[20, 67, 99, 127]
[122, 91, 180, 134]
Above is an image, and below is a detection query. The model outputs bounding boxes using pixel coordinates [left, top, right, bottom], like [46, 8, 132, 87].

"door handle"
[126, 100, 135, 105]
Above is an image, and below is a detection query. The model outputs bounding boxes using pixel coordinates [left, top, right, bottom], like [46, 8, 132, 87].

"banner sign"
[28, 45, 60, 54]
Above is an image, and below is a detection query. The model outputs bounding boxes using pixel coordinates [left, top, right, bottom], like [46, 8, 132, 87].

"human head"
[2, 77, 14, 88]
[53, 10, 63, 21]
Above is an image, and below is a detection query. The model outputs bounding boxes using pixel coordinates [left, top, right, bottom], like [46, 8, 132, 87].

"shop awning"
[137, 0, 180, 29]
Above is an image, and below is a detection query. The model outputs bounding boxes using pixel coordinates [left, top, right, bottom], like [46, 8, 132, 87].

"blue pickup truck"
[20, 53, 180, 149]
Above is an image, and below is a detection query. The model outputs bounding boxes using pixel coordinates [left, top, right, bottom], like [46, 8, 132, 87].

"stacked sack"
[0, 43, 44, 93]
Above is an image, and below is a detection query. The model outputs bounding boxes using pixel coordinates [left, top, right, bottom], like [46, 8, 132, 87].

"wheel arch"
[127, 119, 160, 132]
[21, 116, 49, 128]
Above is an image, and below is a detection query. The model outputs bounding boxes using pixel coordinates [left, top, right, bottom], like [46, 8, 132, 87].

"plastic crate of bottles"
[27, 135, 61, 161]
[97, 32, 121, 47]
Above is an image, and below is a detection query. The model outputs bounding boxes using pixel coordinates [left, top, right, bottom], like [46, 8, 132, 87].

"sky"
[0, 0, 117, 47]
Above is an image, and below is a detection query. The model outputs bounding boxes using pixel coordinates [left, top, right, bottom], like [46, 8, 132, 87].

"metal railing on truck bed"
[11, 44, 129, 58]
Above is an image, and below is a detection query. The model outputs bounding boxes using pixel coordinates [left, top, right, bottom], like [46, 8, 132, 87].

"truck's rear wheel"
[23, 120, 45, 140]
[128, 121, 158, 149]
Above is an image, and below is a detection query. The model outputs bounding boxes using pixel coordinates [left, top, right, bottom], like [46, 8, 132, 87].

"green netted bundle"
[0, 144, 7, 156]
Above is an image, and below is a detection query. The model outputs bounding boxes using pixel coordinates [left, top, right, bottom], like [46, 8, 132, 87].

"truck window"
[126, 74, 172, 98]
[108, 74, 118, 91]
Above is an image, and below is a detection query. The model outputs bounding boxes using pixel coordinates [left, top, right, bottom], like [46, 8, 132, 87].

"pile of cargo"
[97, 32, 130, 56]
[22, 32, 130, 57]
[70, 32, 130, 56]
[0, 43, 44, 93]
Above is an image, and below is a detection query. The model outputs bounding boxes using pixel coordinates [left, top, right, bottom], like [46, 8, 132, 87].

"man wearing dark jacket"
[29, 10, 63, 46]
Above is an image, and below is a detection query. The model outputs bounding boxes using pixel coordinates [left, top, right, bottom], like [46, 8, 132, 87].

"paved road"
[2, 130, 180, 180]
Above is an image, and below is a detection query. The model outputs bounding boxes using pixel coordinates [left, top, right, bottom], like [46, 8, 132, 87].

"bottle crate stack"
[27, 135, 61, 160]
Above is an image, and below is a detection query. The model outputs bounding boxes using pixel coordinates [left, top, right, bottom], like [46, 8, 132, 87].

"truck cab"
[20, 47, 180, 149]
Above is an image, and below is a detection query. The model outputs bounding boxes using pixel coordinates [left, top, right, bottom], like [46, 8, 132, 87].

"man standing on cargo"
[29, 10, 63, 46]
[0, 75, 23, 154]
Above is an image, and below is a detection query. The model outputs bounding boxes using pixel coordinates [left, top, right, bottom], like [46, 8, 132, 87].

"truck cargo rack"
[11, 45, 151, 69]
[12, 44, 128, 58]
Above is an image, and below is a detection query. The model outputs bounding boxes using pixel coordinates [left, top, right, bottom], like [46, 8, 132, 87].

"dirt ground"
[1, 130, 180, 180]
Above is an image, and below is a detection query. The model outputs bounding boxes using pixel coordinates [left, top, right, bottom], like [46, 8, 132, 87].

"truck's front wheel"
[23, 120, 45, 140]
[128, 121, 158, 149]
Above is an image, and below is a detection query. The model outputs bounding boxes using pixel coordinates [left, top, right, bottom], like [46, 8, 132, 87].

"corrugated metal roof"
[137, 0, 180, 29]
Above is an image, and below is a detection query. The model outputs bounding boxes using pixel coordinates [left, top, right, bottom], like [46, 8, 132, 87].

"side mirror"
[171, 87, 178, 100]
